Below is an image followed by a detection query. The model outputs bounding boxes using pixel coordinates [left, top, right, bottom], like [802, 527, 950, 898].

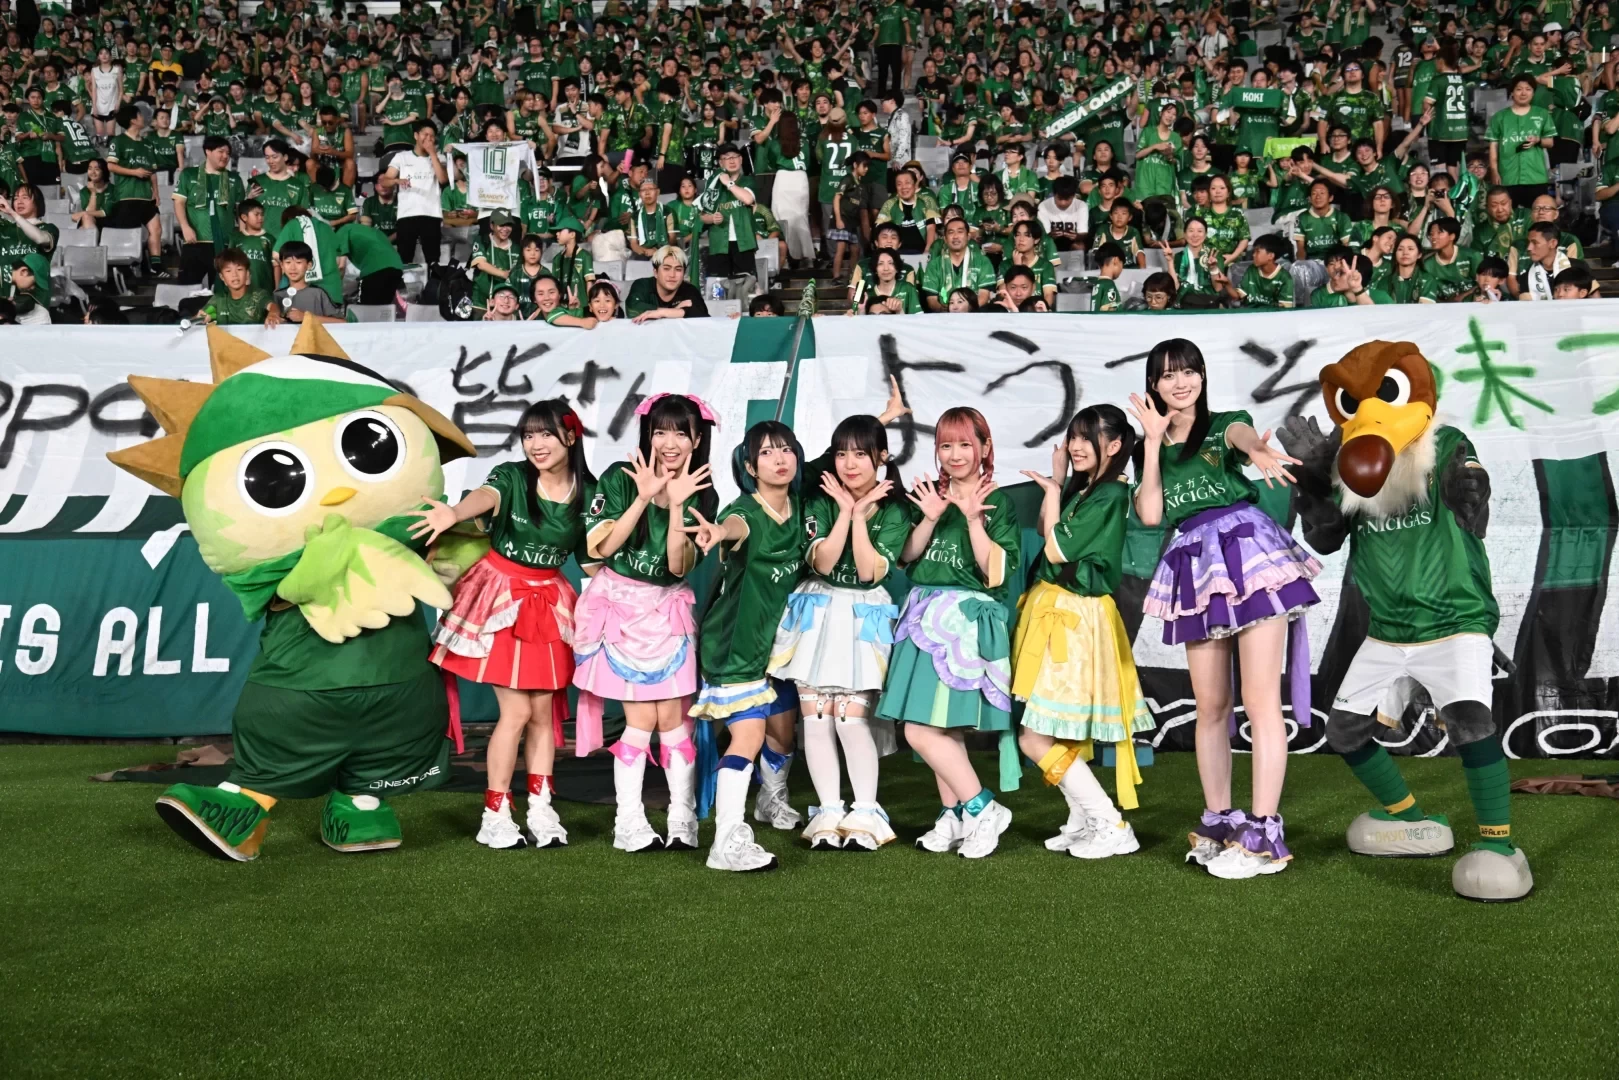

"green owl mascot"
[109, 322, 480, 861]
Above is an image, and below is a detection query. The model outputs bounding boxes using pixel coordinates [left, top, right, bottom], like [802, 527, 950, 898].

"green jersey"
[1424, 73, 1470, 143]
[1346, 426, 1498, 643]
[1312, 287, 1394, 307]
[626, 202, 670, 248]
[107, 132, 159, 203]
[875, 2, 909, 45]
[698, 492, 807, 685]
[362, 194, 399, 234]
[378, 96, 417, 148]
[335, 223, 404, 276]
[701, 175, 759, 253]
[250, 603, 430, 691]
[1238, 264, 1295, 308]
[1321, 89, 1384, 140]
[584, 462, 699, 586]
[1033, 477, 1129, 596]
[802, 495, 910, 588]
[1091, 277, 1121, 312]
[479, 461, 590, 569]
[175, 166, 248, 245]
[1296, 207, 1353, 259]
[470, 236, 518, 308]
[1157, 411, 1261, 531]
[310, 185, 356, 225]
[232, 231, 275, 292]
[1421, 247, 1482, 302]
[1201, 207, 1249, 256]
[251, 171, 311, 230]
[851, 125, 889, 184]
[817, 134, 856, 203]
[920, 246, 999, 300]
[206, 285, 273, 325]
[1486, 106, 1554, 186]
[904, 486, 1021, 600]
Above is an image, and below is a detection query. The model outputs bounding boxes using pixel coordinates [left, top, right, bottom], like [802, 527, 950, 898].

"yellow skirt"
[1011, 582, 1155, 809]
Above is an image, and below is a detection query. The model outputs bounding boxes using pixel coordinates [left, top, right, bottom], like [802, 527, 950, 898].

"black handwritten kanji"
[1241, 338, 1320, 418]
[606, 373, 647, 440]
[497, 343, 552, 396]
[452, 393, 531, 453]
[879, 333, 965, 466]
[556, 359, 619, 406]
[451, 346, 496, 396]
[981, 332, 1078, 447]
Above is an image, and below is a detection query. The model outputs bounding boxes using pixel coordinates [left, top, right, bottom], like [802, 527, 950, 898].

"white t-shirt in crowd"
[389, 150, 444, 219]
[1037, 196, 1089, 242]
[90, 66, 123, 115]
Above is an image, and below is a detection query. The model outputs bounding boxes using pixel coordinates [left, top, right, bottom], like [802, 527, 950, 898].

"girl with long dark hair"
[412, 399, 596, 850]
[769, 412, 912, 850]
[1130, 339, 1321, 880]
[877, 407, 1022, 859]
[684, 421, 809, 871]
[573, 393, 717, 854]
[1013, 406, 1154, 859]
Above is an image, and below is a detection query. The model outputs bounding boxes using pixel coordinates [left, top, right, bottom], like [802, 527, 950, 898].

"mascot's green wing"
[276, 513, 453, 643]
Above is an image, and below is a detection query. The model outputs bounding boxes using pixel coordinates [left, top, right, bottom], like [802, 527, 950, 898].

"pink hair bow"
[633, 392, 720, 426]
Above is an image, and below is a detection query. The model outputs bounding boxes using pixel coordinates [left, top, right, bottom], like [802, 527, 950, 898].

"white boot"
[661, 734, 699, 851]
[708, 764, 778, 872]
[611, 744, 661, 853]
[839, 802, 897, 850]
[524, 779, 568, 848]
[802, 800, 846, 849]
[753, 750, 803, 830]
[476, 796, 527, 850]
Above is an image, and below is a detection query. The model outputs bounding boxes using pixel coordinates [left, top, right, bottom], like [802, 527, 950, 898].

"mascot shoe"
[321, 792, 403, 853]
[1452, 845, 1534, 902]
[1346, 811, 1455, 857]
[155, 782, 271, 862]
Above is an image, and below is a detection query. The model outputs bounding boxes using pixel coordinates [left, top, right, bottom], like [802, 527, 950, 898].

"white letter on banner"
[93, 608, 139, 677]
[142, 607, 182, 675]
[0, 605, 10, 671]
[190, 604, 230, 673]
[14, 605, 60, 675]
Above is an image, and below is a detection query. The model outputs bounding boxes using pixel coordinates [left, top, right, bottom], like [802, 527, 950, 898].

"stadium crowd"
[0, 0, 1613, 326]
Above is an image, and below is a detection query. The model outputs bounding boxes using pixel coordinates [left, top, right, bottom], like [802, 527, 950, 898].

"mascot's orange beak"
[1338, 399, 1433, 497]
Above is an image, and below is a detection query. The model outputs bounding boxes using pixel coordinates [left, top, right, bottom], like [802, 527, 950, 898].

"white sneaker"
[1069, 819, 1140, 860]
[1045, 807, 1094, 852]
[802, 803, 846, 850]
[706, 822, 778, 872]
[958, 800, 1013, 860]
[525, 798, 568, 848]
[753, 784, 804, 831]
[839, 805, 897, 850]
[1185, 837, 1223, 866]
[612, 813, 663, 853]
[663, 811, 699, 851]
[1204, 845, 1289, 880]
[915, 809, 964, 853]
[476, 807, 527, 850]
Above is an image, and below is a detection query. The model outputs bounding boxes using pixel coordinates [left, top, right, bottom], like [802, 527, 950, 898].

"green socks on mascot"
[1279, 340, 1532, 902]
[109, 323, 482, 860]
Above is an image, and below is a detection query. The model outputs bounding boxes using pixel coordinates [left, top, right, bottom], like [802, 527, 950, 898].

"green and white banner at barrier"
[3, 305, 1617, 757]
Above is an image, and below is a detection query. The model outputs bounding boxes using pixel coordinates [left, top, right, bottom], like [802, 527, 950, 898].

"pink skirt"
[571, 567, 698, 755]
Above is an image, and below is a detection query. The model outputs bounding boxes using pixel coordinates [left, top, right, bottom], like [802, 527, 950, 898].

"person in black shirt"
[627, 245, 712, 322]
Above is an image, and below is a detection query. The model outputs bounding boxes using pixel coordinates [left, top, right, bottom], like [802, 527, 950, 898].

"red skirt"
[431, 551, 578, 694]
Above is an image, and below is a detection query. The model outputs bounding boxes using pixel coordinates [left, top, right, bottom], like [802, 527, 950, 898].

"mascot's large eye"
[1336, 388, 1361, 418]
[1376, 369, 1413, 407]
[334, 410, 406, 482]
[237, 441, 313, 517]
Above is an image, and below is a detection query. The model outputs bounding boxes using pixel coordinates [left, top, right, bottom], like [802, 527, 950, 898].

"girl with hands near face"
[572, 393, 719, 857]
[1011, 406, 1155, 859]
[768, 415, 913, 851]
[421, 400, 595, 852]
[878, 407, 1023, 860]
[1132, 339, 1323, 882]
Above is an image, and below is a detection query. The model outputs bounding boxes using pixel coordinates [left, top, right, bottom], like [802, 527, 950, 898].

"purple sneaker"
[1206, 814, 1293, 879]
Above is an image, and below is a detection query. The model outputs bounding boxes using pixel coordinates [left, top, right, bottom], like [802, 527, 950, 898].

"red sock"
[484, 788, 510, 812]
[527, 773, 552, 797]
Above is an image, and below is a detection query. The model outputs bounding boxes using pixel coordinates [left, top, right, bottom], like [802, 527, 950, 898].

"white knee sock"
[661, 728, 696, 823]
[835, 715, 881, 807]
[1059, 759, 1121, 824]
[715, 763, 753, 834]
[802, 715, 844, 810]
[612, 727, 654, 822]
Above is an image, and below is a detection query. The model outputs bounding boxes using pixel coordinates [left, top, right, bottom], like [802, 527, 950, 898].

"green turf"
[3, 746, 1616, 1080]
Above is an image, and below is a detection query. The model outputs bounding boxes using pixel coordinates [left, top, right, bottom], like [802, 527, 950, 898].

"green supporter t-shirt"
[1157, 410, 1261, 530]
[232, 232, 276, 293]
[1345, 426, 1499, 643]
[107, 132, 159, 203]
[1321, 89, 1384, 140]
[479, 460, 590, 569]
[1091, 276, 1122, 311]
[1239, 264, 1295, 307]
[1487, 106, 1555, 186]
[904, 486, 1021, 603]
[818, 135, 855, 203]
[336, 223, 405, 276]
[175, 166, 248, 245]
[207, 285, 273, 325]
[1033, 476, 1129, 596]
[311, 185, 356, 225]
[1201, 207, 1249, 256]
[920, 246, 998, 300]
[1312, 287, 1394, 307]
[698, 492, 807, 685]
[875, 3, 908, 45]
[362, 194, 399, 234]
[1421, 246, 1483, 301]
[801, 495, 910, 588]
[251, 171, 312, 232]
[584, 462, 699, 586]
[851, 125, 890, 185]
